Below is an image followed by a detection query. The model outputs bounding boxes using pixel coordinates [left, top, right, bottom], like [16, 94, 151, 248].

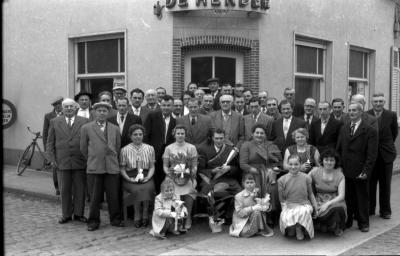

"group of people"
[43, 77, 398, 240]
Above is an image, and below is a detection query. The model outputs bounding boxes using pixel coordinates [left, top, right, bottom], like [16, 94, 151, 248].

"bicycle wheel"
[16, 144, 35, 175]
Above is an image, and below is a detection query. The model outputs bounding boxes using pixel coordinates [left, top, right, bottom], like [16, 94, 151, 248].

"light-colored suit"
[243, 113, 274, 141]
[176, 114, 215, 146]
[80, 121, 121, 174]
[209, 110, 245, 148]
[47, 115, 89, 218]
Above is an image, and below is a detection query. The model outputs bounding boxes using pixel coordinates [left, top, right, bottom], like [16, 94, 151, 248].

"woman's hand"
[318, 202, 330, 213]
[129, 177, 137, 183]
[301, 162, 311, 172]
[249, 167, 258, 174]
[252, 204, 263, 212]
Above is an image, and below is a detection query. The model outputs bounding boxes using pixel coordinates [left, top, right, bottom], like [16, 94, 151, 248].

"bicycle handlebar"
[27, 126, 42, 138]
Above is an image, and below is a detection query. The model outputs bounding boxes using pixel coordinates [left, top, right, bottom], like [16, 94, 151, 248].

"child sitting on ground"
[150, 179, 188, 239]
[229, 173, 274, 238]
[278, 154, 317, 240]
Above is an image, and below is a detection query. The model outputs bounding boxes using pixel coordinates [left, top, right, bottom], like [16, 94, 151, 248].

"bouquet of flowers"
[170, 152, 192, 186]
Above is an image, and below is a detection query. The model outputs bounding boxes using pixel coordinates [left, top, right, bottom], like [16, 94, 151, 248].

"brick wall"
[172, 35, 259, 98]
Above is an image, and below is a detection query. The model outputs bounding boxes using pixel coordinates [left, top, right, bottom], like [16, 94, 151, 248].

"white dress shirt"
[283, 116, 292, 138]
[77, 108, 90, 119]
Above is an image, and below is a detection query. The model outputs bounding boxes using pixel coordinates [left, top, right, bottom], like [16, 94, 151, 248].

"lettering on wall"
[3, 99, 17, 129]
[166, 0, 270, 13]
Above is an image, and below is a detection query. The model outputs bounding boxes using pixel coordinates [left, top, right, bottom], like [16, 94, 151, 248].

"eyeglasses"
[221, 101, 232, 104]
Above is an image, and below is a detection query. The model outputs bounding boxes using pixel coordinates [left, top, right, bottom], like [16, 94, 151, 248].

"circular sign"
[3, 99, 17, 129]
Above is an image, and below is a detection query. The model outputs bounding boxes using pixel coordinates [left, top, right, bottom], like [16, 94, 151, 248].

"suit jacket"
[212, 91, 222, 111]
[46, 116, 89, 170]
[176, 114, 215, 146]
[303, 115, 319, 131]
[80, 121, 121, 174]
[243, 113, 274, 141]
[108, 112, 142, 148]
[342, 112, 378, 131]
[128, 105, 151, 124]
[366, 109, 398, 163]
[209, 110, 245, 148]
[43, 110, 61, 150]
[309, 117, 342, 154]
[270, 116, 306, 154]
[144, 110, 176, 159]
[336, 120, 378, 178]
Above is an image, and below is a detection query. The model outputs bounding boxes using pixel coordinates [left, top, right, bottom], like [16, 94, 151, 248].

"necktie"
[67, 118, 72, 128]
[120, 115, 124, 122]
[283, 118, 290, 138]
[350, 123, 356, 136]
[191, 116, 196, 125]
[321, 120, 327, 135]
[164, 115, 168, 144]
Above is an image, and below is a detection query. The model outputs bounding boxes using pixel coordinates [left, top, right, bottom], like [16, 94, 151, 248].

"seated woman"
[119, 124, 156, 228]
[230, 173, 274, 238]
[239, 124, 283, 225]
[309, 148, 346, 236]
[278, 154, 317, 240]
[150, 179, 188, 239]
[163, 125, 198, 230]
[283, 128, 320, 173]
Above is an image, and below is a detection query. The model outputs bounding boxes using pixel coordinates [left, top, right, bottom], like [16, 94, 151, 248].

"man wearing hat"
[207, 77, 222, 111]
[80, 102, 124, 231]
[112, 82, 127, 109]
[43, 96, 64, 195]
[75, 91, 94, 121]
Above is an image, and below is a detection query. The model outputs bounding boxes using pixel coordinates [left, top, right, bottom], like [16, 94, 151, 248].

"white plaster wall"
[3, 0, 173, 150]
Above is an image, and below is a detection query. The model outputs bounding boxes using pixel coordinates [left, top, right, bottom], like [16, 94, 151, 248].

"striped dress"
[278, 172, 316, 238]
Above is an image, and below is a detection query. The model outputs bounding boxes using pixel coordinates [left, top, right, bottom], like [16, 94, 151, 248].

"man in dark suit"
[144, 95, 176, 192]
[112, 82, 127, 110]
[43, 96, 63, 195]
[279, 88, 304, 118]
[336, 102, 378, 232]
[243, 96, 274, 141]
[233, 95, 249, 116]
[309, 101, 342, 154]
[80, 102, 124, 231]
[172, 99, 184, 119]
[331, 98, 348, 123]
[199, 94, 214, 115]
[47, 98, 89, 225]
[258, 91, 269, 114]
[265, 97, 281, 121]
[209, 95, 245, 149]
[176, 98, 214, 147]
[271, 99, 306, 155]
[75, 91, 95, 121]
[343, 94, 378, 131]
[143, 89, 160, 111]
[129, 88, 150, 124]
[207, 77, 222, 111]
[108, 97, 142, 148]
[367, 93, 398, 219]
[303, 98, 319, 130]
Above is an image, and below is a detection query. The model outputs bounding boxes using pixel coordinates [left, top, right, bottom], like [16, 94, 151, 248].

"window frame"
[69, 30, 127, 94]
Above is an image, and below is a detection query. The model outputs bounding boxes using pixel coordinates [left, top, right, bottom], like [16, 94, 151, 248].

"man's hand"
[356, 172, 367, 180]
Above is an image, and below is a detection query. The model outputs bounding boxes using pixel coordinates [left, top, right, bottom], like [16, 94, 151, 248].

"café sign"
[166, 0, 270, 13]
[3, 99, 17, 129]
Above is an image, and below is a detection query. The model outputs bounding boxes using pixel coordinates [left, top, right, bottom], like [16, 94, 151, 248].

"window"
[294, 38, 327, 104]
[184, 50, 243, 93]
[74, 33, 125, 99]
[348, 48, 371, 105]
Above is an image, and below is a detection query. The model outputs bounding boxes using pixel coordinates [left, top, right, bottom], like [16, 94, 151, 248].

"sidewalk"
[4, 156, 400, 202]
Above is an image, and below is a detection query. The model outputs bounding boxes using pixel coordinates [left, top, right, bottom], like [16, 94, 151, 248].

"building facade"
[3, 0, 400, 165]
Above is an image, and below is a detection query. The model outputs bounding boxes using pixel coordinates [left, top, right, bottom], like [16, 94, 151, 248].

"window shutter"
[391, 46, 400, 117]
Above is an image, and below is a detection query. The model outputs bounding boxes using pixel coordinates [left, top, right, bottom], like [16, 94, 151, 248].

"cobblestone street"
[4, 192, 210, 256]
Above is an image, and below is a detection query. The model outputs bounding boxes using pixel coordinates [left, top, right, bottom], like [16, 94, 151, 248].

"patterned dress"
[162, 142, 198, 199]
[287, 144, 317, 173]
[278, 172, 316, 238]
[119, 143, 156, 201]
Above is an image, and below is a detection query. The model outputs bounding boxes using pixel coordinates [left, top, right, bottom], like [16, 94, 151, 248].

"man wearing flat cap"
[80, 102, 124, 231]
[207, 77, 222, 111]
[43, 96, 64, 195]
[75, 91, 94, 121]
[112, 82, 127, 109]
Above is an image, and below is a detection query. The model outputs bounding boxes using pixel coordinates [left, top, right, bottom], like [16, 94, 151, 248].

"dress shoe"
[359, 227, 369, 232]
[380, 214, 391, 219]
[334, 228, 344, 237]
[142, 219, 149, 228]
[73, 215, 87, 223]
[87, 224, 99, 231]
[111, 221, 125, 227]
[134, 220, 142, 228]
[58, 217, 72, 224]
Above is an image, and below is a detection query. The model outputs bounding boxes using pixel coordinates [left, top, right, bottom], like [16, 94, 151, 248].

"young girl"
[150, 179, 188, 239]
[278, 154, 317, 240]
[229, 173, 274, 238]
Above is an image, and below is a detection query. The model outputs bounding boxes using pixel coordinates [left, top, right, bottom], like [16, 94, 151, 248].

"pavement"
[3, 156, 400, 255]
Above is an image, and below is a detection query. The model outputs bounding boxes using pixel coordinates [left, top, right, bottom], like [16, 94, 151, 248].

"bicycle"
[16, 127, 52, 175]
